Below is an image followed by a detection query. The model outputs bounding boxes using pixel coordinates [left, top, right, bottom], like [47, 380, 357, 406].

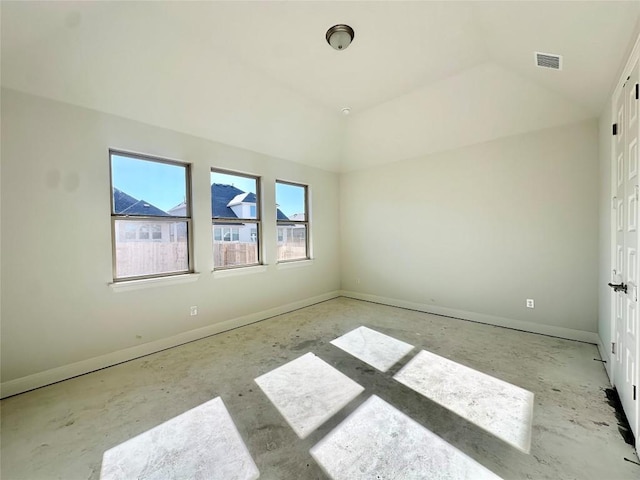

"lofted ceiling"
[2, 1, 639, 172]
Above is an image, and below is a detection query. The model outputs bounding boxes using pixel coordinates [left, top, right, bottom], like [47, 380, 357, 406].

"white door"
[612, 59, 639, 439]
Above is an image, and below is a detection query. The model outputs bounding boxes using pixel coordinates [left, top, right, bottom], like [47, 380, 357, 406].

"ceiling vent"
[535, 52, 562, 70]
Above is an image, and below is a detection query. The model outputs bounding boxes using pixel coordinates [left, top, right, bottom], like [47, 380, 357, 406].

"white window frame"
[211, 168, 262, 270]
[276, 180, 310, 262]
[110, 150, 193, 281]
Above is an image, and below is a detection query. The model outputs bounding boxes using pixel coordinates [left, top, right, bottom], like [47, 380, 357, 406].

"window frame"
[211, 168, 262, 270]
[109, 149, 194, 282]
[276, 180, 310, 263]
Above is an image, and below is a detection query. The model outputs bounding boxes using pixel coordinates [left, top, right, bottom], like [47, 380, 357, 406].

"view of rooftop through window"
[111, 155, 311, 277]
[110, 152, 191, 280]
[211, 171, 304, 219]
[111, 159, 305, 220]
[276, 181, 308, 261]
[211, 170, 261, 269]
[275, 182, 306, 220]
[111, 154, 187, 214]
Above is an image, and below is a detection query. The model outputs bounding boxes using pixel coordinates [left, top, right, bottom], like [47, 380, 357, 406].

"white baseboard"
[1, 291, 340, 399]
[340, 290, 600, 344]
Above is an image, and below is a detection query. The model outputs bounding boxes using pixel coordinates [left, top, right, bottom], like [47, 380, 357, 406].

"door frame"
[609, 30, 640, 451]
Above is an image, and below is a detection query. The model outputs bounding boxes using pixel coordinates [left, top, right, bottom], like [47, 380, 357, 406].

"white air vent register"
[535, 52, 562, 70]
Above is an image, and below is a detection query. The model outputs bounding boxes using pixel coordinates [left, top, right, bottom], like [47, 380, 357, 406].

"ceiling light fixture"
[326, 24, 355, 51]
[341, 107, 351, 115]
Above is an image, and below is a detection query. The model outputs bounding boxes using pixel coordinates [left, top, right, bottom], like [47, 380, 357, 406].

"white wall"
[343, 62, 593, 171]
[0, 89, 341, 390]
[0, 3, 347, 173]
[341, 120, 599, 336]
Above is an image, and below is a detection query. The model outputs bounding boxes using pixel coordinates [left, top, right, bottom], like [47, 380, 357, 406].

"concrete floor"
[1, 297, 639, 479]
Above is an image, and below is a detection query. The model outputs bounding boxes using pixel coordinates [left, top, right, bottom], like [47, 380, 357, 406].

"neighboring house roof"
[167, 201, 187, 216]
[212, 183, 289, 220]
[243, 192, 257, 204]
[212, 184, 245, 218]
[228, 192, 257, 206]
[115, 184, 291, 220]
[276, 208, 289, 221]
[121, 200, 170, 216]
[113, 188, 169, 216]
[113, 188, 138, 213]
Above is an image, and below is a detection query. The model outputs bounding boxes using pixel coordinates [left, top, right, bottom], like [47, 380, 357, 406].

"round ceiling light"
[326, 24, 355, 51]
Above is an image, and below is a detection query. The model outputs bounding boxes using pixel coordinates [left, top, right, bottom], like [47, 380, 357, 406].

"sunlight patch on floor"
[100, 397, 259, 480]
[255, 352, 364, 439]
[330, 326, 414, 372]
[394, 349, 534, 453]
[310, 395, 502, 480]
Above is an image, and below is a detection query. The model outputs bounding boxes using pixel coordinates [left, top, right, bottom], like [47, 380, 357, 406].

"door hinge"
[636, 83, 639, 100]
[613, 123, 618, 135]
[612, 196, 618, 209]
[612, 342, 616, 354]
[634, 384, 637, 401]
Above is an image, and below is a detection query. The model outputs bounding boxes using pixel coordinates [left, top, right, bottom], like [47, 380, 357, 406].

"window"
[276, 181, 309, 261]
[110, 151, 192, 281]
[151, 224, 162, 240]
[139, 225, 150, 240]
[213, 226, 240, 242]
[211, 169, 261, 269]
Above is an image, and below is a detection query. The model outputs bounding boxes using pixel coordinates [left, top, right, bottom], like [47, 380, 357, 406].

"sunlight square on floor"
[394, 349, 534, 453]
[100, 397, 259, 480]
[254, 352, 364, 439]
[330, 326, 414, 372]
[310, 395, 502, 480]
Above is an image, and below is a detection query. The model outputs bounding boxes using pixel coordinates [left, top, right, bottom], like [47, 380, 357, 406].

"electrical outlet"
[526, 299, 535, 309]
[190, 306, 198, 316]
[356, 278, 361, 285]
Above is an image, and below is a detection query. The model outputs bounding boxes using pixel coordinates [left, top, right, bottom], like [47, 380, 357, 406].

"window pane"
[211, 171, 258, 220]
[277, 225, 307, 261]
[139, 225, 150, 240]
[114, 220, 189, 278]
[111, 154, 187, 217]
[276, 182, 305, 221]
[120, 223, 137, 241]
[213, 222, 259, 268]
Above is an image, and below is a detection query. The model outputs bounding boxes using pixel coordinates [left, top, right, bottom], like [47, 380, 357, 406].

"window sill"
[276, 259, 314, 269]
[212, 265, 268, 278]
[109, 273, 200, 292]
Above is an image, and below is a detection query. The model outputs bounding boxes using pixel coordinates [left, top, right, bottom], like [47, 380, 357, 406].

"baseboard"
[596, 336, 612, 383]
[0, 291, 340, 399]
[340, 290, 600, 344]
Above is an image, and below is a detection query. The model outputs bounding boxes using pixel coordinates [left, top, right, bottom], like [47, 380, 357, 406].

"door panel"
[613, 59, 639, 438]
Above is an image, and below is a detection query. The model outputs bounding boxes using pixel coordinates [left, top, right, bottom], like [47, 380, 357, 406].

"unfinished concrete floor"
[1, 297, 638, 479]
